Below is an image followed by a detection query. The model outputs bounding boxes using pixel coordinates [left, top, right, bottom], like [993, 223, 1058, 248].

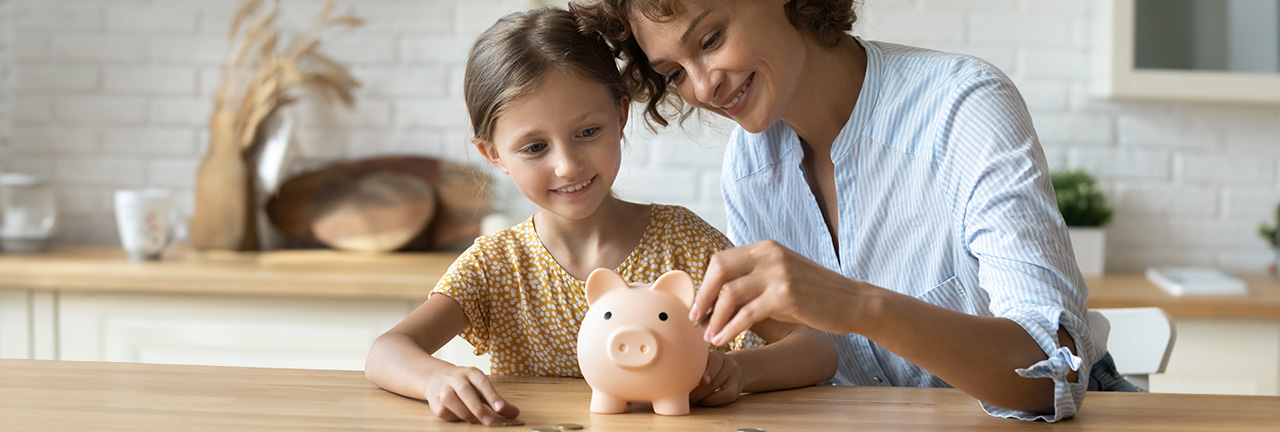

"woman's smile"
[716, 72, 754, 117]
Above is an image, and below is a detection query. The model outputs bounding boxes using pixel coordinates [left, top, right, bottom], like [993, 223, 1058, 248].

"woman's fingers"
[704, 275, 764, 343]
[711, 291, 775, 346]
[691, 245, 757, 321]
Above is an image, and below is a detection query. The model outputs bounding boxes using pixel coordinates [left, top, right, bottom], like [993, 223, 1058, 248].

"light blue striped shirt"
[721, 37, 1099, 422]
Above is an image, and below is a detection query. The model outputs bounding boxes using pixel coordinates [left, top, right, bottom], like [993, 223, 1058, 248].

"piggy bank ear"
[585, 268, 629, 305]
[649, 270, 695, 308]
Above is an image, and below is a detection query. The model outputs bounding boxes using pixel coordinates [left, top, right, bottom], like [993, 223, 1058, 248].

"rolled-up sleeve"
[949, 72, 1097, 422]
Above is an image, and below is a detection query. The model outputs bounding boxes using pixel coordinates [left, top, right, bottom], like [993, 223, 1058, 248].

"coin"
[532, 428, 559, 432]
[691, 310, 712, 328]
[489, 417, 525, 427]
[736, 428, 766, 432]
[555, 424, 584, 430]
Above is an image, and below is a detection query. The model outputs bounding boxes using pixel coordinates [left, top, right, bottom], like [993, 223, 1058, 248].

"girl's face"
[478, 68, 629, 221]
[630, 0, 806, 133]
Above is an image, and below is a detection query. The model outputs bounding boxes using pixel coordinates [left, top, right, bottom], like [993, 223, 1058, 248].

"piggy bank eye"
[658, 312, 668, 321]
[604, 311, 612, 320]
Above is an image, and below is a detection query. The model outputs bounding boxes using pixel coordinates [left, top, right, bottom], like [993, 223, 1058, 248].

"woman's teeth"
[557, 178, 592, 193]
[719, 75, 751, 110]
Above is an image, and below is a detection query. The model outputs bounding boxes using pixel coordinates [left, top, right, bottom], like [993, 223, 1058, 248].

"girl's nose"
[554, 147, 584, 178]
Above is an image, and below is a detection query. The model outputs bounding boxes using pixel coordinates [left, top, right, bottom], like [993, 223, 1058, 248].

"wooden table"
[2, 359, 1278, 431]
[1086, 273, 1280, 319]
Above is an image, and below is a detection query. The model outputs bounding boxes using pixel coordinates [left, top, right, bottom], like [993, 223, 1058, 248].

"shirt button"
[873, 376, 883, 383]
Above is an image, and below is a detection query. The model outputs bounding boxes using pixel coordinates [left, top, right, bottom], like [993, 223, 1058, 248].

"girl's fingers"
[453, 382, 500, 425]
[689, 353, 724, 402]
[465, 371, 518, 420]
[438, 391, 479, 423]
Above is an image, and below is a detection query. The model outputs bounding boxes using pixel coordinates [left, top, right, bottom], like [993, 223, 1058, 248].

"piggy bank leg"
[589, 391, 627, 414]
[651, 395, 691, 416]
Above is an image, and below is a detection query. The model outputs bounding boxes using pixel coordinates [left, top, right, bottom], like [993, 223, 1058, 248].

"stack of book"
[1145, 267, 1249, 296]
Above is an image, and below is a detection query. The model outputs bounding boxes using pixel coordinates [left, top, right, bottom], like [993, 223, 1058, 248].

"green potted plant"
[1259, 203, 1280, 276]
[1051, 169, 1114, 277]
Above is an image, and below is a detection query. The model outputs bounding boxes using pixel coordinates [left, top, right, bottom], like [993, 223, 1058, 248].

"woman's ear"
[473, 139, 509, 174]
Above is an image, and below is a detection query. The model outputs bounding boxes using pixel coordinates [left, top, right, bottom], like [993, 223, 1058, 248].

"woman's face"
[478, 68, 628, 222]
[630, 0, 806, 133]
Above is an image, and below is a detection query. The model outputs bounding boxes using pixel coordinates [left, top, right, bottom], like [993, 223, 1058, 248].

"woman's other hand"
[423, 365, 520, 424]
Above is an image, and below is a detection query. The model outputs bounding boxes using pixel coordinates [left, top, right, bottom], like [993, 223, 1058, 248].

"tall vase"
[190, 111, 249, 251]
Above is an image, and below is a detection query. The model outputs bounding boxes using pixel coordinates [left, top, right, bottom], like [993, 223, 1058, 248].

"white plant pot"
[1068, 227, 1106, 277]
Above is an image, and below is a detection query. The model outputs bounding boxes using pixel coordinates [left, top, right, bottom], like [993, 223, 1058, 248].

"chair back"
[1088, 307, 1176, 376]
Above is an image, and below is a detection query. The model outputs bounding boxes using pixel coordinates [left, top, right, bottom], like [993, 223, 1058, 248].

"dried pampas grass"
[214, 0, 363, 153]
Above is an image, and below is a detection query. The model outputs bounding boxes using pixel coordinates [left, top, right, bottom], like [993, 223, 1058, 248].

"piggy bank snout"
[606, 326, 660, 368]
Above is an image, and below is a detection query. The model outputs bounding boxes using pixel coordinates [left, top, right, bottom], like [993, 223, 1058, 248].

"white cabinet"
[0, 290, 31, 359]
[1149, 319, 1280, 396]
[0, 289, 490, 372]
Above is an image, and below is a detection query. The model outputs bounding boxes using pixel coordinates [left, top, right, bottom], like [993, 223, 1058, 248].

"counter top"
[5, 247, 1278, 318]
[0, 246, 457, 300]
[3, 359, 1278, 431]
[1085, 273, 1280, 319]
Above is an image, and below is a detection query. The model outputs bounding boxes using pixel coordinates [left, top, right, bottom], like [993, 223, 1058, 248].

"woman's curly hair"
[572, 0, 858, 129]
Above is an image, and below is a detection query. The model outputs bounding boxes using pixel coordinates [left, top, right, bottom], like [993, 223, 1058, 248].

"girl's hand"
[423, 366, 520, 424]
[690, 240, 873, 345]
[690, 351, 743, 406]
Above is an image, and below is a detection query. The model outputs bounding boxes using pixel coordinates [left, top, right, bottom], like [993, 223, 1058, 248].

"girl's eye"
[578, 127, 600, 139]
[521, 142, 547, 154]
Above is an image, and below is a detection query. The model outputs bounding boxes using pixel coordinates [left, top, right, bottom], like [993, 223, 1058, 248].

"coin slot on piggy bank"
[576, 269, 709, 416]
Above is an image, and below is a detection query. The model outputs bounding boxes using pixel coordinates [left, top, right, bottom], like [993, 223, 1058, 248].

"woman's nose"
[688, 66, 722, 107]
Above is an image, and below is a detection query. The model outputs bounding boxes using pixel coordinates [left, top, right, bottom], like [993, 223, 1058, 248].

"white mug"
[114, 188, 173, 261]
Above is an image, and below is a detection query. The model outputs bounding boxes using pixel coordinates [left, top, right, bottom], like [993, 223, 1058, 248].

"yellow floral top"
[431, 204, 763, 376]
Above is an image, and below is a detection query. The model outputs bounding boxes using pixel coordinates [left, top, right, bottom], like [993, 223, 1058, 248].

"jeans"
[1087, 352, 1145, 392]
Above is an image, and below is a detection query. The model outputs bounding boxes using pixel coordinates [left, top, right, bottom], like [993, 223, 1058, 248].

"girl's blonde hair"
[464, 7, 629, 144]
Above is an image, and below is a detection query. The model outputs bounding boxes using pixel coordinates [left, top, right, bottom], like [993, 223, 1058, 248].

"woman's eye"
[578, 127, 600, 138]
[666, 68, 684, 84]
[702, 31, 720, 50]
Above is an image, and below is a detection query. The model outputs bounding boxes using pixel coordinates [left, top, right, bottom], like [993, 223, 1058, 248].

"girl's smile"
[553, 175, 597, 195]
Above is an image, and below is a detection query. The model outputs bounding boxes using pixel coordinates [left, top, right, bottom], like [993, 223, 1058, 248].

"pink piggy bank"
[577, 268, 708, 416]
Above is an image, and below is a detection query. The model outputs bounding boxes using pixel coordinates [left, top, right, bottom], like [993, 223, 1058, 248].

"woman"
[574, 0, 1116, 421]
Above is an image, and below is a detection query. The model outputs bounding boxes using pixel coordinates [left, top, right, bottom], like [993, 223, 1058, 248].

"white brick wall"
[1, 0, 1278, 275]
[0, 0, 11, 164]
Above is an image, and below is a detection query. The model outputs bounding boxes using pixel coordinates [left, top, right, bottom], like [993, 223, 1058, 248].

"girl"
[363, 7, 835, 426]
[573, 0, 1112, 422]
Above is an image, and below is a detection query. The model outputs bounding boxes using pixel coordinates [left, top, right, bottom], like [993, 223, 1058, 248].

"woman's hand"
[423, 365, 520, 425]
[690, 240, 876, 345]
[690, 351, 744, 406]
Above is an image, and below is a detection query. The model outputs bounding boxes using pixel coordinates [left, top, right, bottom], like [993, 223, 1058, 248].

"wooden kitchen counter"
[1085, 273, 1280, 320]
[3, 359, 1279, 431]
[5, 247, 1279, 317]
[0, 246, 459, 300]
